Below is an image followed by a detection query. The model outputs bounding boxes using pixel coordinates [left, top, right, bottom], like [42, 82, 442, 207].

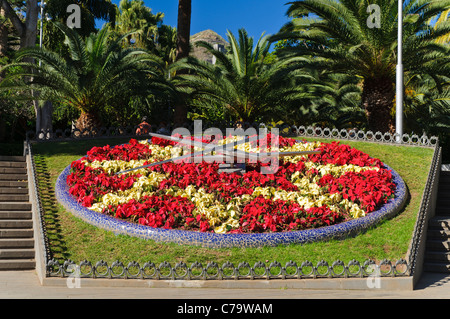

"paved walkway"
[1, 270, 450, 299]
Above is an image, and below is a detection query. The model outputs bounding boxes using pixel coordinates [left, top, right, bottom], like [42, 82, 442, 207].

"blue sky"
[109, 0, 292, 40]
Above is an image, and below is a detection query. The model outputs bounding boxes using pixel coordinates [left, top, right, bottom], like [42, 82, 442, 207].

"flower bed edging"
[55, 161, 407, 248]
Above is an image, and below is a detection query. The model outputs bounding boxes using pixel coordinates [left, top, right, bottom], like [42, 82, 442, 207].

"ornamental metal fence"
[26, 122, 439, 147]
[407, 142, 442, 285]
[23, 124, 441, 282]
[45, 258, 409, 280]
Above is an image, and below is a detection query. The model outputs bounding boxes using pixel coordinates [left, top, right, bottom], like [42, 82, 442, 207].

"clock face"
[66, 134, 396, 234]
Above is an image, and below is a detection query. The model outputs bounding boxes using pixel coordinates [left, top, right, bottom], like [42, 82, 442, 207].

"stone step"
[0, 156, 25, 162]
[0, 229, 33, 238]
[436, 197, 450, 204]
[435, 207, 450, 216]
[437, 193, 450, 200]
[0, 259, 35, 270]
[437, 189, 450, 197]
[0, 181, 28, 188]
[0, 248, 35, 259]
[0, 150, 35, 270]
[0, 161, 26, 168]
[0, 167, 27, 174]
[0, 238, 34, 249]
[426, 239, 450, 251]
[0, 195, 29, 202]
[437, 194, 450, 200]
[437, 179, 450, 185]
[0, 220, 33, 229]
[0, 211, 32, 220]
[425, 251, 450, 262]
[427, 229, 450, 240]
[439, 182, 450, 189]
[0, 174, 28, 181]
[428, 216, 450, 230]
[436, 202, 450, 212]
[438, 181, 450, 187]
[0, 202, 32, 211]
[424, 262, 450, 273]
[0, 188, 28, 194]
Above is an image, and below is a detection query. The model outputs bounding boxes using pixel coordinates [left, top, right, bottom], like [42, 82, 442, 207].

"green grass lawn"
[31, 136, 435, 267]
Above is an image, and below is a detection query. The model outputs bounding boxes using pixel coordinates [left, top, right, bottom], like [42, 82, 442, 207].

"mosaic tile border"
[55, 161, 407, 249]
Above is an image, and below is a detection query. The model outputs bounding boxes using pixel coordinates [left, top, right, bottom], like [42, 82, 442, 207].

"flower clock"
[63, 134, 403, 243]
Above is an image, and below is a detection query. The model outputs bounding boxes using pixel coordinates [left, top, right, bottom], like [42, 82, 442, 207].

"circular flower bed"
[55, 134, 407, 248]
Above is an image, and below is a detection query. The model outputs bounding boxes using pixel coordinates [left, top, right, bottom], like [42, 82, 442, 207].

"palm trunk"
[75, 111, 102, 132]
[0, 8, 8, 57]
[361, 76, 395, 134]
[20, 0, 38, 49]
[175, 0, 191, 61]
[35, 101, 53, 136]
[174, 0, 191, 126]
[1, 0, 47, 137]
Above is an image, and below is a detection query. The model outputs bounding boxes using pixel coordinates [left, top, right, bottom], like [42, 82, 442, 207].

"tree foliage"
[171, 28, 314, 123]
[1, 22, 173, 130]
[273, 0, 450, 133]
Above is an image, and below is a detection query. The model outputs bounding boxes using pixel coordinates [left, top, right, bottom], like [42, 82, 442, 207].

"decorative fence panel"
[27, 123, 438, 147]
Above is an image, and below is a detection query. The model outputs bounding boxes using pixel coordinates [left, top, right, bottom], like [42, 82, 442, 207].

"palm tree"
[274, 0, 450, 133]
[43, 0, 118, 58]
[404, 75, 450, 130]
[154, 24, 178, 66]
[307, 72, 365, 129]
[111, 0, 177, 66]
[434, 9, 450, 45]
[45, 0, 117, 37]
[171, 28, 312, 123]
[1, 22, 171, 131]
[112, 0, 164, 48]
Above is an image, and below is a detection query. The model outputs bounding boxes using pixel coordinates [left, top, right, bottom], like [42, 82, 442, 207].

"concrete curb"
[42, 275, 414, 291]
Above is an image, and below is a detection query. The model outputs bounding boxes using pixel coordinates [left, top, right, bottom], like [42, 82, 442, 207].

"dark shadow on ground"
[31, 137, 146, 157]
[33, 154, 70, 261]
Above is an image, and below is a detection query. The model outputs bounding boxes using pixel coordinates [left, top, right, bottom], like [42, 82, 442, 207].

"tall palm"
[154, 24, 178, 66]
[275, 0, 450, 133]
[1, 22, 171, 131]
[113, 0, 164, 48]
[171, 28, 312, 123]
[173, 0, 192, 125]
[111, 0, 177, 66]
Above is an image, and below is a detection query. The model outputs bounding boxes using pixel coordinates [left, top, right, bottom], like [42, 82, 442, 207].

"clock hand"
[116, 134, 259, 175]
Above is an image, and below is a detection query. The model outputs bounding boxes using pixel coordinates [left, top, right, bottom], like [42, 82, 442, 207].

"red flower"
[67, 136, 396, 234]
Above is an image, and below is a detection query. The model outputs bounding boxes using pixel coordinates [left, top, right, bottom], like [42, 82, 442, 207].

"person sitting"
[156, 122, 170, 135]
[136, 117, 151, 135]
